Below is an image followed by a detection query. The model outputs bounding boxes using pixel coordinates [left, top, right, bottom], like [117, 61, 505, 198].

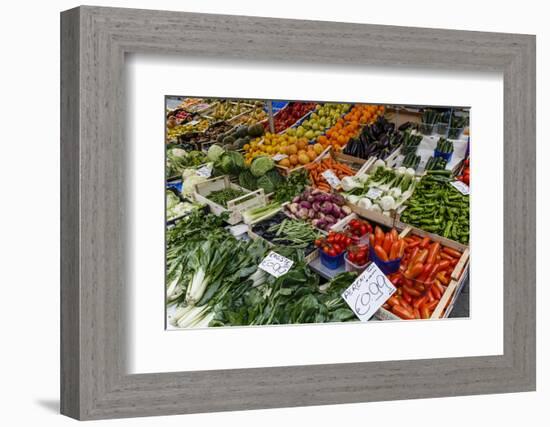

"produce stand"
[165, 97, 471, 329]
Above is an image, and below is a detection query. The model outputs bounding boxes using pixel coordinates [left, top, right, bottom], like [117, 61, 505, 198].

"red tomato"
[327, 248, 337, 257]
[348, 252, 356, 262]
[359, 224, 367, 236]
[333, 243, 342, 254]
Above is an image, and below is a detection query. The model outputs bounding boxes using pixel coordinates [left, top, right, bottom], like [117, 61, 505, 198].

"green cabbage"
[256, 169, 283, 193]
[207, 144, 225, 162]
[250, 156, 275, 177]
[219, 151, 245, 175]
[238, 170, 257, 190]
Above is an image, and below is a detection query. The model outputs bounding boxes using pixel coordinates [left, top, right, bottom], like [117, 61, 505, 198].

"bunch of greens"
[209, 250, 358, 327]
[166, 148, 208, 177]
[207, 188, 248, 207]
[166, 190, 199, 220]
[272, 169, 310, 203]
[167, 211, 271, 328]
[242, 202, 281, 224]
[238, 169, 284, 193]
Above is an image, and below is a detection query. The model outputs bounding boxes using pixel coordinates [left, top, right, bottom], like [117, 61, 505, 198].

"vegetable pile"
[253, 213, 322, 252]
[166, 148, 208, 178]
[435, 137, 454, 155]
[314, 231, 355, 258]
[369, 226, 406, 263]
[342, 115, 401, 160]
[304, 155, 356, 192]
[400, 171, 470, 244]
[207, 188, 248, 207]
[425, 156, 447, 171]
[384, 234, 463, 319]
[342, 160, 418, 215]
[456, 158, 470, 185]
[285, 188, 351, 231]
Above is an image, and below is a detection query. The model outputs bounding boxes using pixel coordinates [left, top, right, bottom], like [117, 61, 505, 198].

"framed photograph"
[61, 6, 536, 420]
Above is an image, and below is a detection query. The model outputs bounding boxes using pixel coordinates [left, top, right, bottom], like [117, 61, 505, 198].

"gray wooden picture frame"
[60, 5, 536, 421]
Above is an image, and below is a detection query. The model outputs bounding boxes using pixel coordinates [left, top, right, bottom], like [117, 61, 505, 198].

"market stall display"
[165, 96, 471, 328]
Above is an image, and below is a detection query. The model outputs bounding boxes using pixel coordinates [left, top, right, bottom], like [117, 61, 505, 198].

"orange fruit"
[279, 158, 290, 167]
[307, 150, 317, 161]
[287, 144, 298, 155]
[298, 153, 310, 165]
[289, 154, 299, 166]
[296, 139, 307, 150]
[313, 143, 324, 154]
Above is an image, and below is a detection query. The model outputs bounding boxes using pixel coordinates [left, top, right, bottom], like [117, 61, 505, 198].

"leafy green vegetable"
[273, 169, 310, 203]
[242, 202, 281, 224]
[250, 156, 275, 177]
[166, 148, 208, 177]
[256, 169, 283, 193]
[238, 169, 258, 190]
[207, 144, 225, 162]
[219, 151, 245, 174]
[207, 188, 248, 207]
[209, 255, 358, 327]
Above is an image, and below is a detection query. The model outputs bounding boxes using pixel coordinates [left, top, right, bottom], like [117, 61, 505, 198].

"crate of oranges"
[316, 104, 385, 151]
[243, 131, 326, 173]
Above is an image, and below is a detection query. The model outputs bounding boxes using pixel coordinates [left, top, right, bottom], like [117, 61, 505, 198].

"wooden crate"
[399, 225, 469, 319]
[193, 175, 266, 225]
[274, 145, 330, 176]
[347, 203, 396, 228]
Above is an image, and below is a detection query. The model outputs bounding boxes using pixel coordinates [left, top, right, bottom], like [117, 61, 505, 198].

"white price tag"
[272, 154, 288, 161]
[366, 187, 384, 199]
[450, 180, 470, 195]
[258, 251, 294, 278]
[321, 169, 341, 188]
[187, 119, 201, 126]
[341, 262, 396, 321]
[196, 163, 213, 178]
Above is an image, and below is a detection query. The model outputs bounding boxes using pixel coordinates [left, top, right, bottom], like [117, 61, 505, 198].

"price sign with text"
[321, 169, 341, 188]
[272, 154, 288, 161]
[341, 262, 396, 321]
[196, 163, 213, 178]
[258, 251, 294, 278]
[365, 187, 384, 199]
[450, 180, 470, 195]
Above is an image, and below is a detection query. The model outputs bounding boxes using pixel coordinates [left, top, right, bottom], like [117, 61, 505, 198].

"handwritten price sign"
[259, 251, 294, 278]
[365, 187, 384, 200]
[321, 169, 341, 189]
[341, 262, 396, 321]
[450, 180, 470, 195]
[196, 163, 213, 178]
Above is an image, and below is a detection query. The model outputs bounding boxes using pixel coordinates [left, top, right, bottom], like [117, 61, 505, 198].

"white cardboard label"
[450, 180, 470, 195]
[341, 262, 396, 321]
[321, 169, 341, 188]
[365, 187, 384, 199]
[258, 251, 294, 278]
[195, 163, 213, 178]
[272, 154, 288, 161]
